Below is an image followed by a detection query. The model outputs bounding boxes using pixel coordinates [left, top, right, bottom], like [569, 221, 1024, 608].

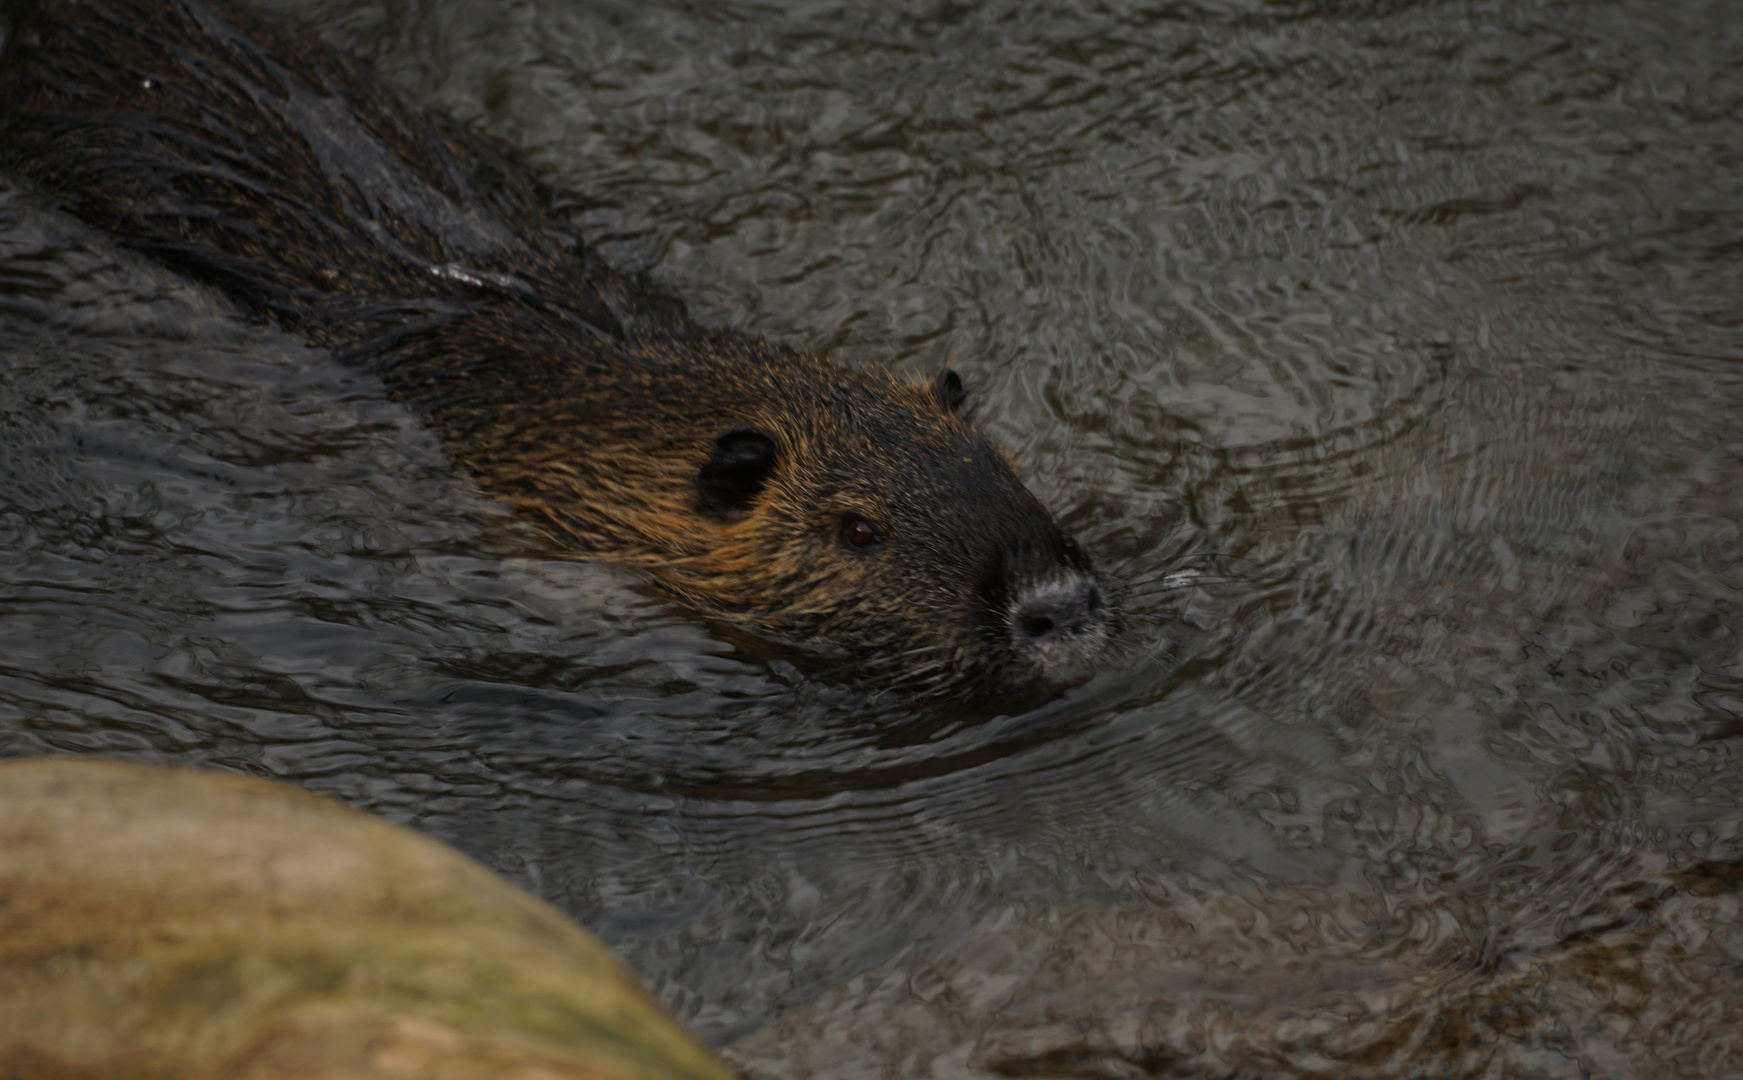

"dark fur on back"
[0, 0, 1116, 696]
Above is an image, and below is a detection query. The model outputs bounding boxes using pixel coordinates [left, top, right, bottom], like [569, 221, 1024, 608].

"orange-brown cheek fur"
[481, 375, 998, 660]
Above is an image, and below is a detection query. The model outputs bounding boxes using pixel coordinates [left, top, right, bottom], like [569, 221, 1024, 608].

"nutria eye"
[839, 516, 883, 550]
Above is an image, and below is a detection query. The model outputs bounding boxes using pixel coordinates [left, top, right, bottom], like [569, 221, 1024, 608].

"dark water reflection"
[3, 0, 1742, 1066]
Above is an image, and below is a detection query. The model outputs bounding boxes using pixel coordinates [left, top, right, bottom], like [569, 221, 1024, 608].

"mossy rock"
[0, 756, 739, 1080]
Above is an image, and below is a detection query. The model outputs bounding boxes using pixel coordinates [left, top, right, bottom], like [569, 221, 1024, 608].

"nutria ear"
[933, 369, 966, 413]
[699, 427, 780, 517]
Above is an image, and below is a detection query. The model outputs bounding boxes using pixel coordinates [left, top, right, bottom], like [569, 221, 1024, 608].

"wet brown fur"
[0, 0, 1113, 695]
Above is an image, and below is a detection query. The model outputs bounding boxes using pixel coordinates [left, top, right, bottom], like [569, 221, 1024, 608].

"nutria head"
[484, 335, 1116, 698]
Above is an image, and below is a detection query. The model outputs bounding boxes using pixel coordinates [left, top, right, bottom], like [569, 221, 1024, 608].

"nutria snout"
[1012, 575, 1109, 672]
[0, 0, 1119, 697]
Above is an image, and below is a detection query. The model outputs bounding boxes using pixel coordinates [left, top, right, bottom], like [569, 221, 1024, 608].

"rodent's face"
[679, 368, 1117, 698]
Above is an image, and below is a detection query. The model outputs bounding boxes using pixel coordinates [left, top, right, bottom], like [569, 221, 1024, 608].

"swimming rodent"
[0, 0, 1116, 697]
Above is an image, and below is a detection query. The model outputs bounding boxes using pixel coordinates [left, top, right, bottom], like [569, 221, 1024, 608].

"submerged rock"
[0, 756, 737, 1080]
[725, 860, 1743, 1079]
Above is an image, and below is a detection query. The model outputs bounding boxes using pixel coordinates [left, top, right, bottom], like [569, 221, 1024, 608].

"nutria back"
[0, 0, 1116, 696]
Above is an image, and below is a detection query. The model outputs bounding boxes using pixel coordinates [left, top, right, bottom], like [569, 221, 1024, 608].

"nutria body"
[0, 0, 1115, 695]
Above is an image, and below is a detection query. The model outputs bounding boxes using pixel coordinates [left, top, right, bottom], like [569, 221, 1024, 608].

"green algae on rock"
[0, 757, 739, 1080]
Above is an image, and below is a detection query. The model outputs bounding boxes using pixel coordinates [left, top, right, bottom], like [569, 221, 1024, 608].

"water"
[3, 0, 1742, 1067]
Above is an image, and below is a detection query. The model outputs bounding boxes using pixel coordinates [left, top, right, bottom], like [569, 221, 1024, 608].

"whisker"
[861, 643, 954, 670]
[1119, 574, 1239, 602]
[870, 661, 948, 692]
[864, 659, 956, 704]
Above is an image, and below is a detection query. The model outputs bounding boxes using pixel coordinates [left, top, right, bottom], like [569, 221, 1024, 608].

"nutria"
[0, 0, 1115, 696]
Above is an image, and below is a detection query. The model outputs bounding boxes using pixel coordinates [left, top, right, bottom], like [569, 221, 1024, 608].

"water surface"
[2, 0, 1741, 1067]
